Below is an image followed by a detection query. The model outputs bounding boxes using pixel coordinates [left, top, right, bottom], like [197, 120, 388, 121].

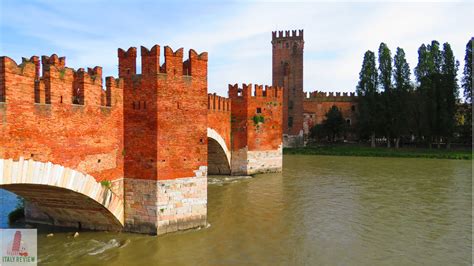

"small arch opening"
[207, 137, 230, 175]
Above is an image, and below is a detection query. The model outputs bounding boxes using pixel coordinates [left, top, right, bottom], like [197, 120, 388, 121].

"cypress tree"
[356, 50, 379, 147]
[414, 44, 433, 147]
[462, 38, 472, 103]
[378, 43, 393, 147]
[392, 47, 411, 148]
[461, 38, 473, 143]
[415, 41, 445, 148]
[440, 42, 459, 149]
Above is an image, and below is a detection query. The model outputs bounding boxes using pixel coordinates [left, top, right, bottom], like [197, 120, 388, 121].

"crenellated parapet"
[118, 45, 208, 79]
[118, 47, 137, 77]
[272, 29, 304, 41]
[304, 90, 357, 102]
[140, 45, 160, 76]
[228, 83, 283, 99]
[0, 55, 122, 108]
[208, 93, 231, 112]
[105, 77, 124, 107]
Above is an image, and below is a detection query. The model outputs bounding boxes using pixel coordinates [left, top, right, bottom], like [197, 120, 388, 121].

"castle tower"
[118, 45, 208, 234]
[271, 30, 304, 146]
[228, 84, 283, 175]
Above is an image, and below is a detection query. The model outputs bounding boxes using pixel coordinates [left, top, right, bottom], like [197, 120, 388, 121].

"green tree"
[428, 41, 443, 148]
[309, 124, 327, 141]
[414, 41, 443, 148]
[378, 43, 393, 91]
[462, 38, 472, 103]
[322, 105, 346, 141]
[460, 38, 472, 143]
[378, 43, 393, 147]
[356, 50, 379, 147]
[440, 42, 459, 149]
[414, 44, 431, 143]
[392, 47, 411, 148]
[431, 41, 443, 75]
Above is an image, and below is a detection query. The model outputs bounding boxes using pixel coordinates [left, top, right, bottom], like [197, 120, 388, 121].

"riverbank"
[283, 146, 472, 160]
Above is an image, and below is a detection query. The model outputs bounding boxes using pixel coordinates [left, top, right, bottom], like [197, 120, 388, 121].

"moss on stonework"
[252, 115, 264, 125]
[59, 69, 66, 79]
[100, 180, 112, 188]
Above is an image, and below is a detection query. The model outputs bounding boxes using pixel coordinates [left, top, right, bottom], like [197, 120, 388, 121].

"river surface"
[0, 155, 472, 265]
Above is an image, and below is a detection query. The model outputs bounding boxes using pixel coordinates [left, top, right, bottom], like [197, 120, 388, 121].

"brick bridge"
[0, 44, 283, 234]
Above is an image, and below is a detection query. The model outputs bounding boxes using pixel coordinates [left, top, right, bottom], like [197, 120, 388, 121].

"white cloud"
[1, 1, 471, 97]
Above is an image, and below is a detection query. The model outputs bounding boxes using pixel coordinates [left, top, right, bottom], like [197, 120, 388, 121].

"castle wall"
[229, 84, 283, 175]
[0, 55, 125, 231]
[302, 91, 358, 138]
[0, 55, 124, 183]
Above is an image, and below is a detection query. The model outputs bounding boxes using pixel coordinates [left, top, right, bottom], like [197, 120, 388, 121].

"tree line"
[311, 37, 472, 149]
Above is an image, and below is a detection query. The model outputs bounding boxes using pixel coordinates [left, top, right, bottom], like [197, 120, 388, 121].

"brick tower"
[118, 45, 208, 234]
[271, 30, 304, 146]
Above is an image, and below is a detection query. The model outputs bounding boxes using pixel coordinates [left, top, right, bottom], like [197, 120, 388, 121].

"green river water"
[8, 155, 473, 265]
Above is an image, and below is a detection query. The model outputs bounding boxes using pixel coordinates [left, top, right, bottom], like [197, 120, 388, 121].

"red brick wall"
[272, 30, 304, 136]
[207, 93, 231, 149]
[302, 91, 358, 135]
[0, 55, 124, 182]
[229, 84, 283, 152]
[120, 45, 208, 181]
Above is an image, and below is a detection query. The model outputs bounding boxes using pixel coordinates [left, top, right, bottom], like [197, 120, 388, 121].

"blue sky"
[0, 0, 472, 96]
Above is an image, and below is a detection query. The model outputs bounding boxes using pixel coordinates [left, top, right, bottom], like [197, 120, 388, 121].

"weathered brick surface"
[0, 55, 124, 183]
[229, 84, 283, 175]
[120, 46, 208, 181]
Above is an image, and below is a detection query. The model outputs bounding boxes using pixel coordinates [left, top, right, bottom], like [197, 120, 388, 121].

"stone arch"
[207, 128, 231, 175]
[0, 158, 124, 231]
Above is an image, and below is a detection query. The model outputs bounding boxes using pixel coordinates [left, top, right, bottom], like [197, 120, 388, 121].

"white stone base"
[231, 145, 282, 175]
[124, 166, 207, 235]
